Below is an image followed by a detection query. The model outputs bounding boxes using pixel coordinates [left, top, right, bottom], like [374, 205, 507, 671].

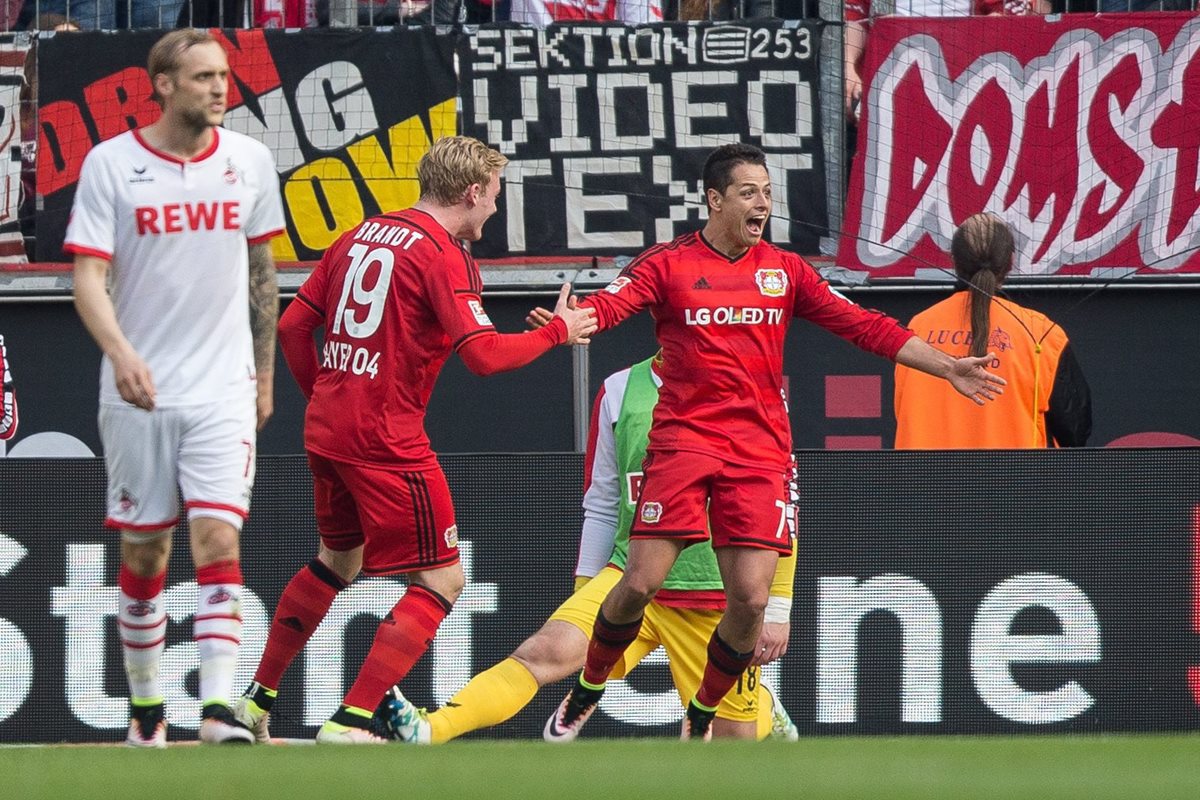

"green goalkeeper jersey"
[608, 357, 724, 593]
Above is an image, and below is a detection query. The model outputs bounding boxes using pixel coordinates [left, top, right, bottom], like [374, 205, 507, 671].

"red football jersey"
[296, 209, 496, 468]
[582, 231, 914, 470]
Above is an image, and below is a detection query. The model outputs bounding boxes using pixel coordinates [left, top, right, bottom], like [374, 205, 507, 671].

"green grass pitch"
[4, 736, 1200, 800]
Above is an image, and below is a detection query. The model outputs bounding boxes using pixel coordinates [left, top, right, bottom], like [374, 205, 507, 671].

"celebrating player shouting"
[236, 136, 596, 744]
[68, 29, 285, 747]
[380, 352, 800, 744]
[543, 143, 1006, 740]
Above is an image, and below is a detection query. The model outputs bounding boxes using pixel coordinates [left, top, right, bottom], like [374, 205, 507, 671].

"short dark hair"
[702, 144, 767, 196]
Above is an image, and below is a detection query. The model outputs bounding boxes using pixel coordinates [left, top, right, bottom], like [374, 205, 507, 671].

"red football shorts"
[630, 450, 793, 554]
[307, 453, 460, 575]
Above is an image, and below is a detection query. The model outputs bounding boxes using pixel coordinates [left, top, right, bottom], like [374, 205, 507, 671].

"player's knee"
[123, 551, 168, 576]
[440, 577, 464, 604]
[317, 545, 361, 584]
[413, 563, 465, 604]
[511, 630, 580, 684]
[121, 532, 172, 575]
[724, 588, 770, 621]
[189, 518, 240, 564]
[613, 575, 660, 609]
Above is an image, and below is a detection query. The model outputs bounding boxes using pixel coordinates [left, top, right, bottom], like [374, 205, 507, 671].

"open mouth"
[746, 216, 766, 237]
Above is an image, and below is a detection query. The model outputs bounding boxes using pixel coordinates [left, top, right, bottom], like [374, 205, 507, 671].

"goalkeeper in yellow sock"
[382, 353, 799, 743]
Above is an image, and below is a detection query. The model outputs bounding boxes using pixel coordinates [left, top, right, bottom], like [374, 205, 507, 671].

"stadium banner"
[0, 36, 27, 263]
[839, 14, 1200, 278]
[460, 21, 828, 258]
[0, 450, 1197, 743]
[33, 28, 457, 262]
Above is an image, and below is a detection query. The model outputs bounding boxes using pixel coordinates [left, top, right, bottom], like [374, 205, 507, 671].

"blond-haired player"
[234, 136, 596, 744]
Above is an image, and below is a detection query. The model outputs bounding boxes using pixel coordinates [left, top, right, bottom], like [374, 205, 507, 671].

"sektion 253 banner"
[460, 22, 828, 258]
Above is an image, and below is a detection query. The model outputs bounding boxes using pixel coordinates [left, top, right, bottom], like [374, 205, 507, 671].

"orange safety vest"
[894, 292, 1070, 449]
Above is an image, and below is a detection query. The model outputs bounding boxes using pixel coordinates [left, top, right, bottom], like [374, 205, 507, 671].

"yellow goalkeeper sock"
[755, 687, 772, 741]
[427, 657, 539, 744]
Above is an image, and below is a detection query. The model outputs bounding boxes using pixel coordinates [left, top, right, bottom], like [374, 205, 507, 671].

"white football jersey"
[65, 128, 285, 408]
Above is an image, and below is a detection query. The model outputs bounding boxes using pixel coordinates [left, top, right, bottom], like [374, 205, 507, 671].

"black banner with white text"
[460, 22, 828, 258]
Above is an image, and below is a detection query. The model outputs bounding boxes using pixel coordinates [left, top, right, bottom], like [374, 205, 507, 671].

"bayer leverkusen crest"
[755, 269, 788, 298]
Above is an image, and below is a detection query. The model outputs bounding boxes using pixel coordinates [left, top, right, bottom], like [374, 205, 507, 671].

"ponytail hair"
[950, 215, 1014, 358]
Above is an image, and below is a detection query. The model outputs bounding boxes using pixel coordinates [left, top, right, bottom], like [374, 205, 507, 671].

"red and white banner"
[839, 14, 1200, 278]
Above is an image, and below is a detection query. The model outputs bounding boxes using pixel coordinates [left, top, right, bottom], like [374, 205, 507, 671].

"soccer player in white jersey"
[67, 29, 285, 748]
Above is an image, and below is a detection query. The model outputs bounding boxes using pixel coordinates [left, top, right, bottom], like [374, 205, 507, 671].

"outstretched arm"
[895, 337, 1006, 405]
[459, 284, 596, 376]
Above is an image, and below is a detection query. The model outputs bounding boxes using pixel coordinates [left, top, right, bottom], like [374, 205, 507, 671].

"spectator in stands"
[30, 0, 110, 28]
[268, 0, 470, 27]
[1100, 0, 1193, 10]
[676, 0, 773, 17]
[131, 0, 183, 25]
[894, 213, 1092, 448]
[1, 0, 21, 30]
[31, 0, 180, 28]
[177, 0, 244, 27]
[511, 0, 662, 25]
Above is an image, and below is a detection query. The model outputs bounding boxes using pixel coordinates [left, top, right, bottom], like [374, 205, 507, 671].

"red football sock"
[342, 585, 451, 711]
[694, 629, 755, 709]
[253, 560, 347, 690]
[581, 609, 644, 687]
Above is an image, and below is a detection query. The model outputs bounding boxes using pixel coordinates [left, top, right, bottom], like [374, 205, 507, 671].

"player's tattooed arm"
[248, 242, 279, 430]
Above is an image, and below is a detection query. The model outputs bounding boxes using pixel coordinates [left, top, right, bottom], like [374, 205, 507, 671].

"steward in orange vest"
[894, 215, 1091, 449]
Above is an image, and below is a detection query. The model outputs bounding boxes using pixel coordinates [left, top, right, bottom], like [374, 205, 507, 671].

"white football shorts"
[99, 398, 257, 532]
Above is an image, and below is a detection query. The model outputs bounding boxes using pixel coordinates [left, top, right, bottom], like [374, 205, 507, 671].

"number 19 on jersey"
[323, 243, 392, 380]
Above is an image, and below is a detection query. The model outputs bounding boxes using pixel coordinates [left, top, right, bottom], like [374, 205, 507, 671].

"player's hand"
[753, 621, 790, 666]
[525, 306, 555, 330]
[948, 352, 1007, 405]
[553, 283, 597, 346]
[112, 348, 157, 411]
[526, 288, 579, 330]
